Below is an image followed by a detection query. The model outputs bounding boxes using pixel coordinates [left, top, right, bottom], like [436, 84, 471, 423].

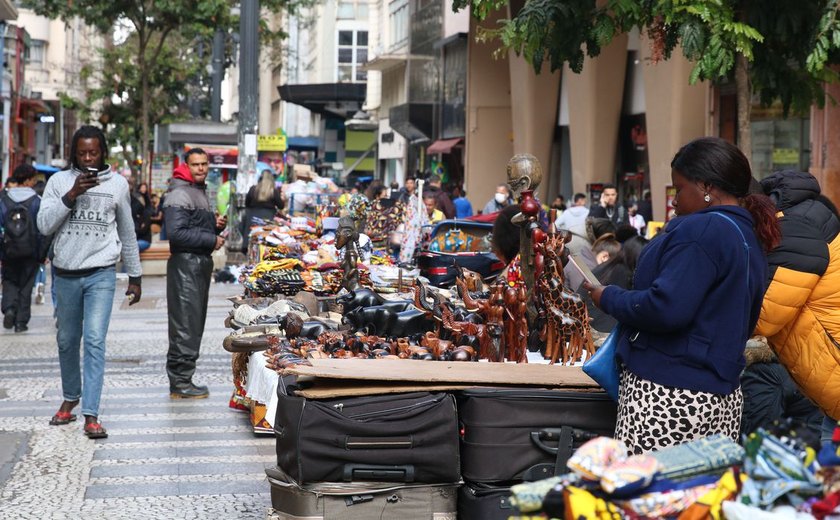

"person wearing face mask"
[482, 184, 512, 215]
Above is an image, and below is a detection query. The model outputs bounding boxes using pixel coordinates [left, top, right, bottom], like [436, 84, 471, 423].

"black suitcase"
[457, 388, 617, 483]
[458, 482, 517, 520]
[274, 376, 461, 485]
[266, 466, 459, 520]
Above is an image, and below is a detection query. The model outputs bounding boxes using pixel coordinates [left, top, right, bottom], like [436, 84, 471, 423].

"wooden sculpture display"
[335, 215, 361, 291]
[536, 231, 594, 365]
[506, 154, 544, 329]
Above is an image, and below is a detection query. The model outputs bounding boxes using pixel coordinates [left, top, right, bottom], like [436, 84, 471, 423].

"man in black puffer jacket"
[163, 149, 227, 398]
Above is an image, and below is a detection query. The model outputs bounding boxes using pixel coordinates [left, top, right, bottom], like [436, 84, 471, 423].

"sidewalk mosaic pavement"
[0, 276, 276, 519]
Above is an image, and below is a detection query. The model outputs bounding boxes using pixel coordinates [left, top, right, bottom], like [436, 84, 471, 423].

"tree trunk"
[735, 52, 752, 162]
[140, 66, 150, 184]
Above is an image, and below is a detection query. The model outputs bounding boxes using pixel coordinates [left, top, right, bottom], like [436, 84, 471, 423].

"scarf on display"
[399, 194, 428, 264]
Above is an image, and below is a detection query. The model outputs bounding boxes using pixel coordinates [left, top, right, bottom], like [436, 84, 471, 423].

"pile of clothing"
[508, 424, 840, 519]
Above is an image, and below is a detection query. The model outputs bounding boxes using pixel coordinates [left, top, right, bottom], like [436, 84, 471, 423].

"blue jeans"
[137, 239, 151, 252]
[54, 267, 116, 418]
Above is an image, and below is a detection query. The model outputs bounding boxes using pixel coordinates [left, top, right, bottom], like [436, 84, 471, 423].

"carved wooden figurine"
[537, 232, 594, 364]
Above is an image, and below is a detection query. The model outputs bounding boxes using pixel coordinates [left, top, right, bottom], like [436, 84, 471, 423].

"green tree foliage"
[22, 0, 306, 172]
[454, 0, 840, 116]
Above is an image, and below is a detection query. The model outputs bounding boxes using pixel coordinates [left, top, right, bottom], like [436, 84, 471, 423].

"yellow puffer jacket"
[756, 171, 840, 420]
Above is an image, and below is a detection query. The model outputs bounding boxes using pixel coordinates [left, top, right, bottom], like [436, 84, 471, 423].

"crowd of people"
[1, 130, 839, 458]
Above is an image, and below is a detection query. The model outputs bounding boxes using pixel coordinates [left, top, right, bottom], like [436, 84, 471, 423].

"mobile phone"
[85, 167, 99, 177]
[568, 253, 601, 287]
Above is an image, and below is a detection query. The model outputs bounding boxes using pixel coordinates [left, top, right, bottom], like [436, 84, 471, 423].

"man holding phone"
[37, 125, 142, 439]
[162, 148, 227, 399]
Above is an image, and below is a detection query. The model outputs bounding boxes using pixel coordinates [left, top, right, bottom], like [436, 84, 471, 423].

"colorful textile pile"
[511, 435, 746, 518]
[509, 426, 840, 519]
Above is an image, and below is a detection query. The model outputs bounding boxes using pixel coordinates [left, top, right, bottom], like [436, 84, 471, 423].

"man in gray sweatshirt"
[37, 125, 142, 439]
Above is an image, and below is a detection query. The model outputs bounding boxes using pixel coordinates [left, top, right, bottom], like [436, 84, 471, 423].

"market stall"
[215, 153, 840, 519]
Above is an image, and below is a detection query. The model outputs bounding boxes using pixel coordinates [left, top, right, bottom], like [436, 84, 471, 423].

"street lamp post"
[230, 0, 260, 252]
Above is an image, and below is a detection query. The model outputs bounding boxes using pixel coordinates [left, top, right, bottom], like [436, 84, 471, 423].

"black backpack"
[2, 192, 37, 260]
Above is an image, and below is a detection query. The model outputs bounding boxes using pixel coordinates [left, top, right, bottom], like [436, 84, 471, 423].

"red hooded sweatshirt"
[172, 163, 193, 182]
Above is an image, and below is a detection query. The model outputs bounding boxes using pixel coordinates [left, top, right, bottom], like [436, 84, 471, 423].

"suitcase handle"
[523, 427, 595, 481]
[529, 428, 595, 455]
[342, 464, 415, 482]
[344, 436, 414, 449]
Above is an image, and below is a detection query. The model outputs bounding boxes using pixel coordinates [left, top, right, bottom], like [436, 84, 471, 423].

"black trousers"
[1, 260, 38, 326]
[166, 252, 214, 388]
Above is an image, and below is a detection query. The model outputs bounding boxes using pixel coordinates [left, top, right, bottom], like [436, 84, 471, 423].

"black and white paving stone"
[0, 276, 274, 519]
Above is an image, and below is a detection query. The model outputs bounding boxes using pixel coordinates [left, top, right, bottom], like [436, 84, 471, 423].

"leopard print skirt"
[614, 368, 743, 455]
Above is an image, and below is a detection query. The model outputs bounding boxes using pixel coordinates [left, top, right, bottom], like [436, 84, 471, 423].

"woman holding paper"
[585, 137, 780, 455]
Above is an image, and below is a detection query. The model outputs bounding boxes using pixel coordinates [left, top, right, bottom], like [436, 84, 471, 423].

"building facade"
[365, 0, 469, 187]
[274, 0, 373, 185]
[463, 17, 838, 220]
[9, 8, 103, 182]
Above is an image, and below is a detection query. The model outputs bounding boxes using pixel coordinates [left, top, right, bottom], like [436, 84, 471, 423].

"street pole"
[230, 0, 260, 252]
[211, 28, 224, 122]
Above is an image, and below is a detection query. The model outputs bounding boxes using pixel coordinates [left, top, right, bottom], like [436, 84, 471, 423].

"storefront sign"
[772, 148, 799, 165]
[258, 134, 287, 152]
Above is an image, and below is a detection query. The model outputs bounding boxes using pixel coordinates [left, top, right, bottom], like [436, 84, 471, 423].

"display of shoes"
[170, 383, 210, 399]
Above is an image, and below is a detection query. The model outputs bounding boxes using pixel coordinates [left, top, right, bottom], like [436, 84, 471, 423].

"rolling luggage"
[457, 388, 617, 483]
[274, 376, 461, 485]
[417, 220, 504, 287]
[266, 466, 458, 520]
[457, 482, 517, 520]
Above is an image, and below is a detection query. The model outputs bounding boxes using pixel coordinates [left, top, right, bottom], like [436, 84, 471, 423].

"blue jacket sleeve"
[600, 241, 718, 333]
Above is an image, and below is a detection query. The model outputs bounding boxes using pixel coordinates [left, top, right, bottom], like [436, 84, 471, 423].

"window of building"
[751, 116, 811, 178]
[27, 39, 46, 68]
[389, 0, 409, 51]
[336, 29, 368, 83]
[337, 2, 356, 19]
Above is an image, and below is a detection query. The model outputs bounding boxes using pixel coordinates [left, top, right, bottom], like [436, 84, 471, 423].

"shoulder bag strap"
[710, 211, 750, 280]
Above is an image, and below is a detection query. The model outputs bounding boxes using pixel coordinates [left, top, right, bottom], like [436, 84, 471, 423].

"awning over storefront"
[426, 138, 462, 155]
[389, 103, 433, 143]
[288, 136, 320, 151]
[33, 162, 59, 173]
[277, 83, 366, 119]
[184, 143, 238, 169]
[362, 54, 408, 72]
[19, 98, 49, 113]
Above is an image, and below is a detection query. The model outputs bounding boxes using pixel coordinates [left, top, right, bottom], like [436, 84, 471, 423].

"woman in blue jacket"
[585, 137, 780, 454]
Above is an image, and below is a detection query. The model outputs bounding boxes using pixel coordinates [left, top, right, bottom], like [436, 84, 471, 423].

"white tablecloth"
[244, 351, 280, 428]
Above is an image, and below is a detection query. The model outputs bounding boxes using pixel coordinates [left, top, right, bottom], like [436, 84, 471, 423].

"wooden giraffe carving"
[537, 233, 594, 364]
